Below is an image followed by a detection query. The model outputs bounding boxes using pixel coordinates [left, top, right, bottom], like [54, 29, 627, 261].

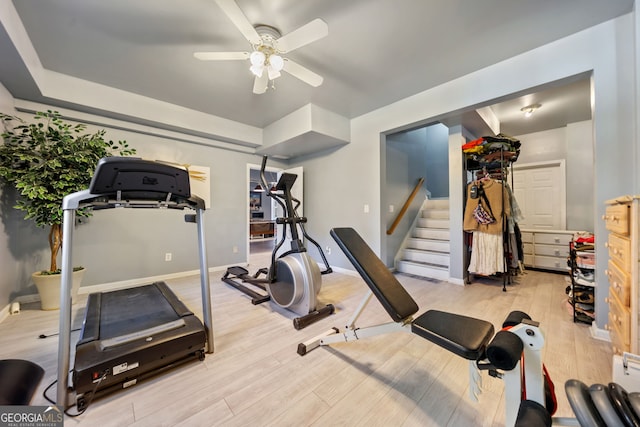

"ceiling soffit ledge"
[1, 4, 353, 159]
[259, 103, 350, 159]
[0, 3, 263, 148]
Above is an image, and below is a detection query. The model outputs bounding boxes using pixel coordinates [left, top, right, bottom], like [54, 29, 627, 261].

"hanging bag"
[472, 185, 496, 225]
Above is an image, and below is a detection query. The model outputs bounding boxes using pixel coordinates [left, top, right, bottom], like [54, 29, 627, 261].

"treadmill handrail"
[62, 189, 205, 211]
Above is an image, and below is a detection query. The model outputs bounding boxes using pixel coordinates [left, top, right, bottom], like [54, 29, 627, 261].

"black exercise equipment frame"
[56, 157, 214, 409]
[222, 156, 333, 329]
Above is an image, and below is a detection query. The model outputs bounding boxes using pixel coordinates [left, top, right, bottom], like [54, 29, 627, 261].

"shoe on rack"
[574, 291, 595, 304]
[574, 311, 594, 323]
[575, 305, 595, 318]
[576, 302, 595, 311]
[573, 270, 595, 282]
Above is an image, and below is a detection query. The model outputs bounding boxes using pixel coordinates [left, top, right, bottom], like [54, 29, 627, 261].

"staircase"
[396, 198, 450, 281]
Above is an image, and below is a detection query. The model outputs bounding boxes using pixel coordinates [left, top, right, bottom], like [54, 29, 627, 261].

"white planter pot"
[32, 268, 85, 310]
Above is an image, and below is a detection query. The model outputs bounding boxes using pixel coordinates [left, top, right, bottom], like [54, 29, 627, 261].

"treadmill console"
[275, 172, 297, 192]
[89, 157, 191, 200]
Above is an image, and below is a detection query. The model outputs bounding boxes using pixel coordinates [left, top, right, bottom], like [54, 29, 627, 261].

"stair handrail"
[387, 177, 425, 235]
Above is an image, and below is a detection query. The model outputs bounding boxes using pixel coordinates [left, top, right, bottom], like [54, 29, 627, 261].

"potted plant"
[0, 110, 135, 309]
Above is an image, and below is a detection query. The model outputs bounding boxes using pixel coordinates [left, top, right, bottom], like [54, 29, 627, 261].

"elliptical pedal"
[226, 266, 249, 277]
[222, 267, 270, 305]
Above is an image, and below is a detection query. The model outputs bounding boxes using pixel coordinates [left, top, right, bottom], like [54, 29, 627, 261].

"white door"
[512, 161, 566, 230]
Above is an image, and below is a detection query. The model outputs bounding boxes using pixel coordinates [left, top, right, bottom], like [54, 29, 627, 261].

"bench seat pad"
[412, 310, 495, 360]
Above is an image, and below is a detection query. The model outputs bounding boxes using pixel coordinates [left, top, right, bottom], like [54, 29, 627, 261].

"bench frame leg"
[297, 290, 414, 355]
[501, 321, 546, 426]
[297, 290, 485, 403]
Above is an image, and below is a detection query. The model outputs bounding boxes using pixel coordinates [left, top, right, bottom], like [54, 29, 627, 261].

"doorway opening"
[247, 164, 280, 266]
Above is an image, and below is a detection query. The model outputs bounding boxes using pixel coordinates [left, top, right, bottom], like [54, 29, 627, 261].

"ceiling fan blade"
[253, 73, 268, 94]
[194, 52, 249, 60]
[214, 0, 261, 45]
[283, 59, 323, 87]
[276, 19, 328, 53]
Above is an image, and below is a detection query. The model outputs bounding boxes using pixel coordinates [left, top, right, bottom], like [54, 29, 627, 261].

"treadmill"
[56, 157, 214, 411]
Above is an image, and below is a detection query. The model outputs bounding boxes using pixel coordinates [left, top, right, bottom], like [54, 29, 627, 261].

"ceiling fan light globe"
[250, 51, 266, 66]
[267, 67, 281, 80]
[250, 64, 264, 77]
[269, 54, 284, 71]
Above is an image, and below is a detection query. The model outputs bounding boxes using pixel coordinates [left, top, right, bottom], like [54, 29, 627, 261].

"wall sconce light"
[521, 103, 542, 117]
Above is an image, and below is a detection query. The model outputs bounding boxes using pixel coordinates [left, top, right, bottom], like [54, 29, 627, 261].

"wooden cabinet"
[520, 229, 576, 272]
[250, 220, 275, 240]
[604, 195, 639, 355]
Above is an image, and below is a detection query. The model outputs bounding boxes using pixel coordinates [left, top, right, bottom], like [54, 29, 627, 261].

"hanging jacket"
[463, 179, 511, 234]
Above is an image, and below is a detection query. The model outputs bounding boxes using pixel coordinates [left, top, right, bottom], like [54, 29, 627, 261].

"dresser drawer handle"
[605, 269, 611, 277]
[605, 242, 610, 248]
[602, 215, 608, 220]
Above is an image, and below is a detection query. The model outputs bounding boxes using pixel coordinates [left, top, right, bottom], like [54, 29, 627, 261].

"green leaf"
[0, 111, 136, 272]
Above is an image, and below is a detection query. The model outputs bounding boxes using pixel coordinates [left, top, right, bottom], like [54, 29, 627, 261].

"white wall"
[566, 121, 595, 231]
[0, 13, 636, 333]
[297, 15, 635, 332]
[0, 102, 285, 304]
[516, 120, 594, 231]
[0, 83, 19, 306]
[517, 128, 568, 164]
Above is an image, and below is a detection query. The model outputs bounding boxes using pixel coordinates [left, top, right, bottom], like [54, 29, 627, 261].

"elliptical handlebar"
[260, 155, 332, 275]
[260, 156, 286, 214]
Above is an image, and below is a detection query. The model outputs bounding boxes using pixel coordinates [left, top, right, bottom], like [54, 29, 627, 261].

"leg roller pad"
[486, 330, 524, 371]
[503, 310, 531, 328]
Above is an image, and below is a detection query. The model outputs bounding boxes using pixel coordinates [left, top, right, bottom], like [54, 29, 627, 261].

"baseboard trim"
[448, 277, 465, 286]
[590, 323, 610, 342]
[13, 294, 40, 305]
[0, 304, 9, 324]
[329, 265, 360, 277]
[2, 264, 234, 321]
[78, 265, 230, 295]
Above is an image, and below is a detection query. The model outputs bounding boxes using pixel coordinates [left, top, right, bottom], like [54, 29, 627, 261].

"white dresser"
[604, 195, 639, 355]
[520, 229, 576, 272]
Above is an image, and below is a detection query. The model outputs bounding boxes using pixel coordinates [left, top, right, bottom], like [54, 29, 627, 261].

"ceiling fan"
[195, 0, 328, 94]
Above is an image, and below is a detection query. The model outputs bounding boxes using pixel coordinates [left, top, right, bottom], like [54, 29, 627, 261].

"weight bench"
[298, 227, 495, 398]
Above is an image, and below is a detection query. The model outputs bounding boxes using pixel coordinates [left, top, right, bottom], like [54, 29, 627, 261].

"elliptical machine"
[222, 156, 334, 329]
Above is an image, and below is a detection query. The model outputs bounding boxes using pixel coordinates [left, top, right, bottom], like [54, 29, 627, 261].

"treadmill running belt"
[99, 285, 180, 339]
[73, 282, 206, 405]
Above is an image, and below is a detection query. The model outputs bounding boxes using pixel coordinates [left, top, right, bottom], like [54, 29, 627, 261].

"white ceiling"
[0, 0, 632, 153]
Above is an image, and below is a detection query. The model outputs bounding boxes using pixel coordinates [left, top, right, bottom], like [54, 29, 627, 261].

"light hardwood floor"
[0, 250, 611, 426]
